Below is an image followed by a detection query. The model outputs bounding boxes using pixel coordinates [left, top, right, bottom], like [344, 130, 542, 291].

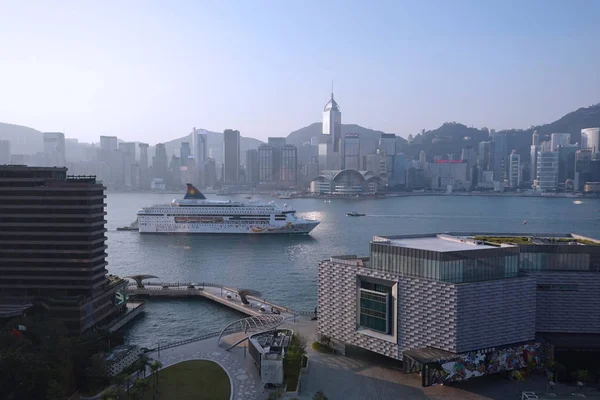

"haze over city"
[1, 0, 600, 144]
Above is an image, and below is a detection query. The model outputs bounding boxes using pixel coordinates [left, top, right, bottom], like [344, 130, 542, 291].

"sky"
[1, 0, 599, 144]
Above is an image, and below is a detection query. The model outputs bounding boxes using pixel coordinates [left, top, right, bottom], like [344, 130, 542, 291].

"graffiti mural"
[427, 342, 544, 386]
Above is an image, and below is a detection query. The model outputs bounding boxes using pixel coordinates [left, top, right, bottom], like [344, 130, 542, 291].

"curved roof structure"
[218, 314, 285, 346]
[312, 169, 380, 183]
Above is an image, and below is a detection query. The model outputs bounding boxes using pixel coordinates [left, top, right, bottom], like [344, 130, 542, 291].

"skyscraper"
[180, 142, 191, 165]
[43, 132, 66, 167]
[223, 129, 240, 184]
[379, 134, 397, 184]
[534, 150, 559, 192]
[268, 137, 286, 183]
[581, 127, 600, 154]
[0, 166, 128, 334]
[119, 142, 136, 187]
[322, 89, 342, 152]
[491, 132, 507, 182]
[532, 130, 540, 146]
[509, 150, 521, 188]
[342, 133, 360, 170]
[280, 145, 298, 185]
[245, 149, 259, 185]
[258, 144, 274, 185]
[204, 158, 217, 188]
[530, 131, 539, 185]
[478, 141, 493, 172]
[138, 143, 149, 188]
[100, 136, 118, 152]
[152, 143, 168, 180]
[419, 150, 426, 167]
[192, 128, 208, 186]
[551, 133, 571, 152]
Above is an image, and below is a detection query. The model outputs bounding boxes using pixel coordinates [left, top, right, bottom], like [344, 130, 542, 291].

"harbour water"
[106, 193, 600, 347]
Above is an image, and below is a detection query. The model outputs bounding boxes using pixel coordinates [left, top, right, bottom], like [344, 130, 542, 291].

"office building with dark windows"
[0, 165, 128, 334]
[317, 232, 600, 386]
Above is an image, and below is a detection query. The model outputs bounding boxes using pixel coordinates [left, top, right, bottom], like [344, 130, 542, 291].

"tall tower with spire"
[322, 85, 342, 152]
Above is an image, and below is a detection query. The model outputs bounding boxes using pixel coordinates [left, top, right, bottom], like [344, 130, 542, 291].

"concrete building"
[419, 150, 426, 167]
[379, 134, 397, 185]
[280, 144, 298, 186]
[342, 133, 360, 170]
[550, 133, 571, 152]
[152, 143, 168, 182]
[191, 128, 208, 187]
[204, 158, 217, 188]
[43, 132, 66, 167]
[534, 151, 559, 192]
[508, 150, 521, 188]
[0, 140, 10, 164]
[100, 136, 118, 152]
[0, 166, 128, 334]
[317, 232, 600, 386]
[119, 142, 136, 188]
[310, 169, 381, 195]
[245, 149, 259, 185]
[428, 160, 469, 191]
[223, 129, 240, 184]
[258, 144, 274, 186]
[491, 132, 507, 182]
[248, 329, 293, 386]
[581, 127, 600, 154]
[138, 143, 149, 188]
[557, 144, 578, 188]
[268, 137, 286, 183]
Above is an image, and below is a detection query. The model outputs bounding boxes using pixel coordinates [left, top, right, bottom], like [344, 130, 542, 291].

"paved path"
[147, 336, 264, 400]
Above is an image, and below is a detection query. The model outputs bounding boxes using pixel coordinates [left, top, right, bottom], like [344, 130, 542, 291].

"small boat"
[522, 220, 527, 225]
[347, 210, 365, 217]
[117, 219, 139, 231]
[244, 196, 252, 199]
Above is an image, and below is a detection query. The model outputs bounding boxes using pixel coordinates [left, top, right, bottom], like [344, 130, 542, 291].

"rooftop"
[374, 234, 499, 252]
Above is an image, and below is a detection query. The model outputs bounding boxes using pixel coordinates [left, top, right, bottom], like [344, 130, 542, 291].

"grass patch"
[311, 341, 333, 353]
[143, 360, 230, 400]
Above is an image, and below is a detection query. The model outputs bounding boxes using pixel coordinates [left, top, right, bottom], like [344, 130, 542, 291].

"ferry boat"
[137, 184, 320, 234]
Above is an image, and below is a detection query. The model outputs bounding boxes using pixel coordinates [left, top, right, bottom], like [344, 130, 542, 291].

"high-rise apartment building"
[258, 145, 274, 185]
[280, 145, 298, 185]
[0, 166, 128, 334]
[534, 151, 559, 192]
[43, 132, 66, 167]
[223, 129, 240, 184]
[245, 149, 259, 185]
[342, 133, 360, 170]
[508, 150, 521, 188]
[268, 137, 286, 183]
[551, 133, 571, 152]
[581, 127, 600, 154]
[0, 140, 11, 164]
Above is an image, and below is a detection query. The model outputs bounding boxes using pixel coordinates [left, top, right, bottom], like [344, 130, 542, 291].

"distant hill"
[0, 122, 44, 154]
[405, 103, 600, 162]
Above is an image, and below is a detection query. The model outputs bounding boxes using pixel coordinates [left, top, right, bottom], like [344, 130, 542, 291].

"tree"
[149, 360, 163, 400]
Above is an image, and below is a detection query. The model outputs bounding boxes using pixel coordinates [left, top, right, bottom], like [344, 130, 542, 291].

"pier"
[127, 280, 301, 320]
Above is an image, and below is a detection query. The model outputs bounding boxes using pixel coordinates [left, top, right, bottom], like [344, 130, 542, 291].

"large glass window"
[359, 281, 392, 334]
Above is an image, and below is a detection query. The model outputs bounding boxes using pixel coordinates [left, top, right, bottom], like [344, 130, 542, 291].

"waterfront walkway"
[128, 281, 303, 320]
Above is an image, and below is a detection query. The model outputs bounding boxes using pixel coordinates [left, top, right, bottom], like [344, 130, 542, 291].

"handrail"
[146, 331, 220, 352]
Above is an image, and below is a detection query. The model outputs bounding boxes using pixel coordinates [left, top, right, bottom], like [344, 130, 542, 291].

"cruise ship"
[137, 184, 320, 234]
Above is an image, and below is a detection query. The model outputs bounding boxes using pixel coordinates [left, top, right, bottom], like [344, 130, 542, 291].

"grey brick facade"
[533, 272, 600, 333]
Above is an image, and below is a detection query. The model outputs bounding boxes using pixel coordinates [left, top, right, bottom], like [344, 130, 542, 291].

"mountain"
[404, 103, 600, 162]
[286, 122, 406, 147]
[0, 122, 44, 154]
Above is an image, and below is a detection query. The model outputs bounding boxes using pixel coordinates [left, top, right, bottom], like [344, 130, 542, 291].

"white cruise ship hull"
[138, 217, 318, 234]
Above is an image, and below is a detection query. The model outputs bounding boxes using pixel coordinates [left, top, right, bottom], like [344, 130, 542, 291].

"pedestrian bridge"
[125, 277, 300, 319]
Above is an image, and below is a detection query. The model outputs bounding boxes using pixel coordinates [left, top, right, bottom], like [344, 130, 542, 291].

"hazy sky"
[1, 1, 599, 144]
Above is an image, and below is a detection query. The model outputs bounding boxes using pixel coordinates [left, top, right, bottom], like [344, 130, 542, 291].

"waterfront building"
[550, 133, 571, 152]
[43, 132, 66, 167]
[138, 143, 149, 188]
[280, 144, 298, 186]
[119, 142, 136, 188]
[223, 129, 240, 184]
[317, 232, 600, 386]
[180, 142, 191, 165]
[204, 158, 217, 188]
[245, 149, 259, 185]
[342, 133, 360, 170]
[152, 143, 168, 181]
[318, 141, 340, 171]
[0, 140, 10, 164]
[557, 144, 578, 188]
[0, 166, 128, 334]
[581, 127, 600, 154]
[419, 150, 426, 167]
[534, 151, 559, 192]
[268, 137, 286, 183]
[574, 149, 593, 192]
[530, 145, 539, 185]
[491, 132, 507, 182]
[508, 150, 521, 188]
[258, 144, 274, 186]
[379, 134, 397, 185]
[310, 169, 381, 195]
[428, 160, 469, 191]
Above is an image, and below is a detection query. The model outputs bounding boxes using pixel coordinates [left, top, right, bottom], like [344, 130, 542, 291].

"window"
[536, 284, 578, 291]
[359, 287, 390, 334]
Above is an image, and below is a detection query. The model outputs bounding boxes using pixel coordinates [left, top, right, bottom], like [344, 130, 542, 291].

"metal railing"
[147, 331, 220, 352]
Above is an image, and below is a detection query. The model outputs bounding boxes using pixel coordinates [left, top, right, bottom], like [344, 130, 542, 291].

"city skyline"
[1, 1, 600, 143]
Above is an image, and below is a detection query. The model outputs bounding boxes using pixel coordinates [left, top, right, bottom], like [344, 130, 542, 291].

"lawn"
[143, 360, 230, 400]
